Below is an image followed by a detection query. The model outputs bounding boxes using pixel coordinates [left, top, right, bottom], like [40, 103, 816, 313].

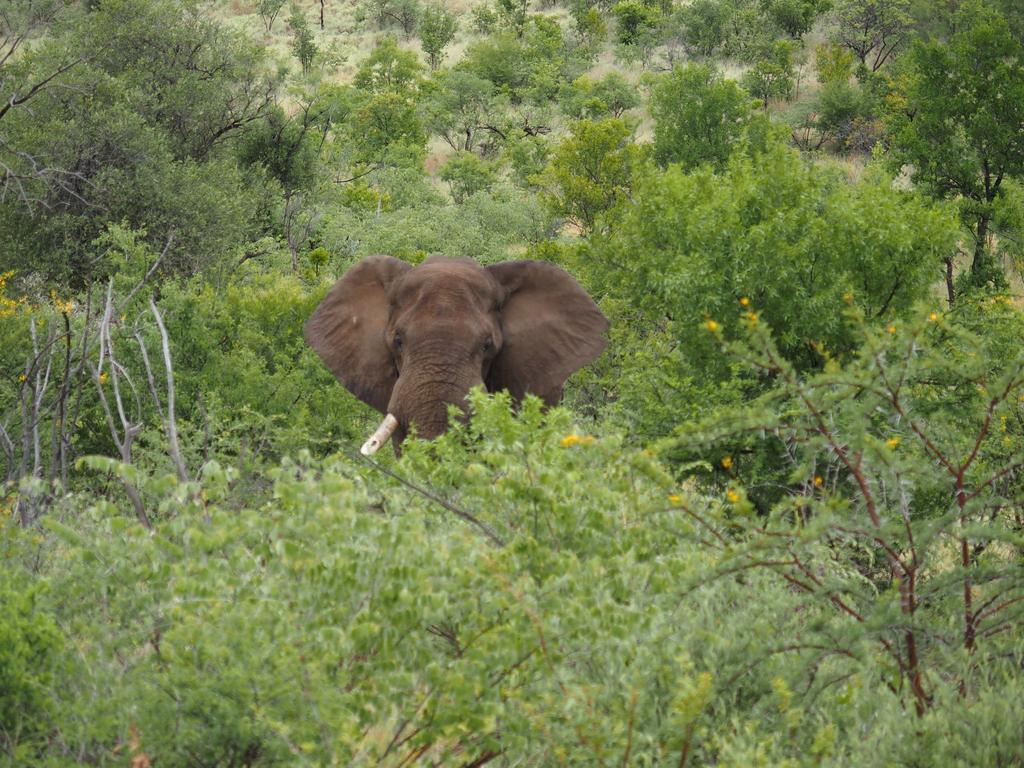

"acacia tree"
[683, 307, 1024, 718]
[885, 0, 1024, 288]
[422, 70, 500, 154]
[362, 0, 420, 34]
[830, 0, 911, 71]
[257, 0, 286, 31]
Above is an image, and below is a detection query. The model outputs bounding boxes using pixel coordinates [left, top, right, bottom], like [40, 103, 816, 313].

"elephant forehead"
[391, 259, 502, 310]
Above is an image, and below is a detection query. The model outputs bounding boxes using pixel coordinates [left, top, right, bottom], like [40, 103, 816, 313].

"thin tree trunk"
[149, 297, 189, 483]
[970, 212, 991, 282]
[944, 257, 955, 307]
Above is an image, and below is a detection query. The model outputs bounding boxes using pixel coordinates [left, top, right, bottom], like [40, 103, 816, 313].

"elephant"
[305, 255, 609, 454]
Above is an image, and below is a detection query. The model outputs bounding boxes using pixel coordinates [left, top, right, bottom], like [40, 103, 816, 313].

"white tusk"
[360, 414, 399, 456]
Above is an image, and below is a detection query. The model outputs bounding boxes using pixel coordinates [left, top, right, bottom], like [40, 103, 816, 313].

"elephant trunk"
[387, 360, 481, 443]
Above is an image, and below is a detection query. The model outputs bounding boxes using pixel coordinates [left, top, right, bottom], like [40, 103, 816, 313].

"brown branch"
[359, 455, 505, 547]
[0, 58, 82, 123]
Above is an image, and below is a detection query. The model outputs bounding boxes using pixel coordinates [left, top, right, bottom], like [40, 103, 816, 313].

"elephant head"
[305, 255, 608, 454]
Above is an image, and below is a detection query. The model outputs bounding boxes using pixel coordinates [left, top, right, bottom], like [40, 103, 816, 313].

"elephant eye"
[482, 339, 494, 354]
[393, 333, 403, 351]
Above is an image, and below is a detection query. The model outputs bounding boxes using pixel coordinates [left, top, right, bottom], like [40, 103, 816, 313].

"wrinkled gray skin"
[305, 255, 608, 450]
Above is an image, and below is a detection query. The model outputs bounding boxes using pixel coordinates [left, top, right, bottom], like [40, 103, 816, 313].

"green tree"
[440, 151, 498, 202]
[885, 0, 1024, 287]
[359, 0, 421, 34]
[418, 2, 457, 69]
[721, 0, 783, 61]
[354, 35, 424, 93]
[422, 70, 501, 153]
[789, 78, 870, 151]
[460, 33, 533, 99]
[562, 72, 640, 119]
[349, 90, 427, 166]
[391, 0, 421, 35]
[831, 0, 911, 72]
[237, 103, 320, 193]
[457, 21, 576, 108]
[814, 40, 855, 83]
[538, 117, 644, 232]
[288, 4, 318, 74]
[650, 63, 754, 169]
[257, 0, 287, 31]
[741, 39, 796, 105]
[678, 0, 731, 56]
[759, 0, 830, 38]
[570, 0, 608, 46]
[79, 0, 275, 160]
[496, 0, 529, 38]
[681, 306, 1024, 719]
[0, 0, 273, 284]
[612, 0, 661, 46]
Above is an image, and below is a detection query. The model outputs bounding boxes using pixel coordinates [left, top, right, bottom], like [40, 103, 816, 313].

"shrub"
[0, 569, 61, 759]
[585, 141, 958, 383]
[440, 151, 499, 203]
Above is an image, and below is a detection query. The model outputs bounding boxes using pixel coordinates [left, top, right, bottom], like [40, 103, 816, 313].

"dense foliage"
[2, 0, 1023, 765]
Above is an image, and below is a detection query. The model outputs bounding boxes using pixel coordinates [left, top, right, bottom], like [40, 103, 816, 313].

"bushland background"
[2, 0, 1023, 764]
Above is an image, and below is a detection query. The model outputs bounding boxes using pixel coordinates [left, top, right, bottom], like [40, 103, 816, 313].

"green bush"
[14, 378, 1023, 765]
[585, 141, 957, 382]
[0, 566, 61, 760]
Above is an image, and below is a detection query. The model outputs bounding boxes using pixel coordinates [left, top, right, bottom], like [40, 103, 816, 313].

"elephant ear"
[486, 260, 608, 404]
[305, 256, 411, 414]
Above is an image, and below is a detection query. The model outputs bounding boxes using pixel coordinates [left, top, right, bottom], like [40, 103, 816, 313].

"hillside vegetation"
[1, 0, 1023, 765]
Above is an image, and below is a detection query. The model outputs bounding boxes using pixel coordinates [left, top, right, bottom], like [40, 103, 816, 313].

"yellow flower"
[704, 319, 720, 333]
[726, 489, 740, 504]
[668, 494, 682, 505]
[886, 437, 900, 449]
[560, 434, 594, 448]
[17, 374, 27, 383]
[739, 297, 750, 308]
[99, 372, 109, 385]
[887, 325, 897, 334]
[721, 456, 733, 470]
[49, 290, 74, 314]
[813, 475, 823, 488]
[928, 312, 938, 322]
[744, 311, 758, 326]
